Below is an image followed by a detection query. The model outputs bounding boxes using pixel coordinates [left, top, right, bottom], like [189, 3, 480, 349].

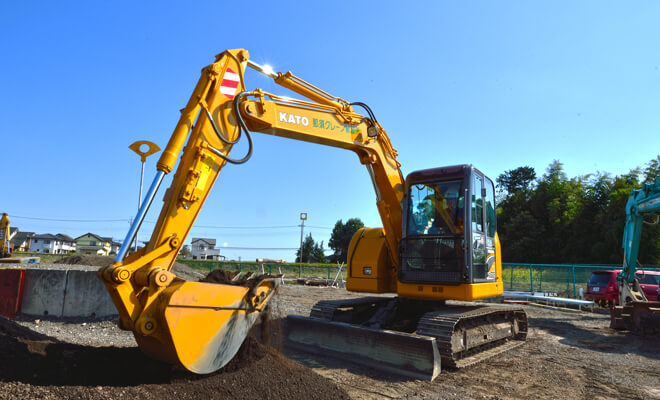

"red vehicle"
[638, 271, 660, 301]
[586, 269, 660, 306]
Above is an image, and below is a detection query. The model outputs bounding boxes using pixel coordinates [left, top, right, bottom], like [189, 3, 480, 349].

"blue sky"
[1, 1, 659, 262]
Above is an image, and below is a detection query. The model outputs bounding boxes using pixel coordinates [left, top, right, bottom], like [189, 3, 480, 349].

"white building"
[191, 238, 221, 260]
[30, 233, 76, 254]
[55, 234, 77, 253]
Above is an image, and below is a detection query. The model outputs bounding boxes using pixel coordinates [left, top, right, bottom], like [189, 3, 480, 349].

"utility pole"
[128, 140, 160, 253]
[299, 212, 307, 278]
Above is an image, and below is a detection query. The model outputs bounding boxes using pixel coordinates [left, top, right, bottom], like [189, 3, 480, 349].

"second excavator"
[100, 49, 526, 380]
[0, 213, 12, 258]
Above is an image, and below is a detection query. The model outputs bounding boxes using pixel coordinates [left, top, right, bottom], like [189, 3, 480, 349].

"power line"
[144, 221, 333, 230]
[10, 215, 128, 223]
[10, 214, 335, 230]
[190, 224, 301, 229]
[216, 246, 300, 250]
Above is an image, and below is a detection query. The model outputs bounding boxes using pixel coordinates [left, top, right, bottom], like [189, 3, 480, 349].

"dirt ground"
[271, 286, 660, 399]
[1, 264, 659, 399]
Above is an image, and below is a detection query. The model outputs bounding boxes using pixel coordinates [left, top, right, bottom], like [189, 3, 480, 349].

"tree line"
[496, 156, 659, 264]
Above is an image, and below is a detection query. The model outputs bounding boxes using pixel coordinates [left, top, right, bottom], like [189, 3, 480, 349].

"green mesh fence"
[502, 263, 660, 298]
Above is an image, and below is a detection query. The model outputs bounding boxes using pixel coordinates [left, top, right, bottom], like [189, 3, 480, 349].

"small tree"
[311, 240, 326, 263]
[295, 233, 326, 263]
[328, 218, 365, 264]
[179, 245, 192, 259]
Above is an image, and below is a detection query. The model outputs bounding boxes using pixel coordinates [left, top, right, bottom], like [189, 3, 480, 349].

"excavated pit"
[199, 269, 280, 287]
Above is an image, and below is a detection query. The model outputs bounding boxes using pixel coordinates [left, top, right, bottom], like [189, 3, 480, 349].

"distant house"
[106, 239, 121, 255]
[191, 238, 221, 260]
[55, 233, 76, 253]
[10, 229, 31, 252]
[30, 233, 76, 254]
[75, 233, 112, 256]
[2, 227, 18, 253]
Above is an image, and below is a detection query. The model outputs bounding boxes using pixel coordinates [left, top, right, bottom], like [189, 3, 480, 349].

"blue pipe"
[115, 170, 166, 263]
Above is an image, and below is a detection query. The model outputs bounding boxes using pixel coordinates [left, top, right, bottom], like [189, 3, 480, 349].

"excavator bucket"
[612, 301, 660, 335]
[131, 278, 278, 374]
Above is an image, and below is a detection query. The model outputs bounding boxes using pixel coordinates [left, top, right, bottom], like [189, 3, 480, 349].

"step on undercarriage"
[286, 297, 527, 380]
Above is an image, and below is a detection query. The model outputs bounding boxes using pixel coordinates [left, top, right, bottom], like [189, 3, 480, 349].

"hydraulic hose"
[350, 101, 378, 123]
[350, 101, 380, 138]
[205, 91, 254, 165]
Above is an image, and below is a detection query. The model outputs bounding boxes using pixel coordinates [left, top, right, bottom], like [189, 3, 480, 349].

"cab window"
[472, 174, 484, 233]
[485, 177, 496, 238]
[407, 181, 464, 236]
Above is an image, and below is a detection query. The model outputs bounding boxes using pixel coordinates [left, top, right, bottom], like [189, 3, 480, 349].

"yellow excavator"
[0, 213, 12, 258]
[100, 49, 527, 379]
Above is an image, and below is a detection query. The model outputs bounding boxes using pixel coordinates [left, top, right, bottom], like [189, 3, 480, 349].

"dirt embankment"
[55, 254, 204, 281]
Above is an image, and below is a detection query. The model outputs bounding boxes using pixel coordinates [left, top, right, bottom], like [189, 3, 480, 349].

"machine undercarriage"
[287, 297, 527, 380]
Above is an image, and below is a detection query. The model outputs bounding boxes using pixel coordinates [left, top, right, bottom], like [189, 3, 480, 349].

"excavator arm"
[237, 90, 405, 265]
[611, 177, 660, 334]
[99, 49, 406, 373]
[619, 177, 660, 304]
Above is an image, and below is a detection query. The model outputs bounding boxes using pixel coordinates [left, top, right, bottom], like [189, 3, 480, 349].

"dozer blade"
[134, 278, 278, 374]
[286, 315, 442, 381]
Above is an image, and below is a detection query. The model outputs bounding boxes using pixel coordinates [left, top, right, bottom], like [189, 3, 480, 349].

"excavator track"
[417, 306, 527, 368]
[309, 297, 393, 322]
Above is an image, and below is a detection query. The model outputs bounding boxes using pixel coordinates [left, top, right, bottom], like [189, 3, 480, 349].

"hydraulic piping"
[204, 91, 254, 165]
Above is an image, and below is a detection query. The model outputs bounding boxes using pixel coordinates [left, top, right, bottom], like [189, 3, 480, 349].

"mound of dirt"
[55, 255, 203, 281]
[55, 254, 113, 267]
[200, 269, 280, 288]
[0, 316, 348, 399]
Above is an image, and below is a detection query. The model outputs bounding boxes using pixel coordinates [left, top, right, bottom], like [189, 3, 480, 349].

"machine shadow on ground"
[531, 317, 660, 359]
[0, 316, 268, 387]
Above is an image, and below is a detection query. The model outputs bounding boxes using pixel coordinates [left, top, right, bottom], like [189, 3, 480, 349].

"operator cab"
[399, 165, 497, 285]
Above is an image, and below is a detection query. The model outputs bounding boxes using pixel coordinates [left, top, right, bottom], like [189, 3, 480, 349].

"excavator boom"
[99, 49, 281, 373]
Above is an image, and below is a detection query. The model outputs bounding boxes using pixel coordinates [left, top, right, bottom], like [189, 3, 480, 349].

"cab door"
[469, 169, 496, 282]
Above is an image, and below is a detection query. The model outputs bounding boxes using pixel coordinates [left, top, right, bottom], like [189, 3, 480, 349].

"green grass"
[11, 251, 70, 263]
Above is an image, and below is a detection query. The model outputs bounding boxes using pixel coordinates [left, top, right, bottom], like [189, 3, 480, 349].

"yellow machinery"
[0, 213, 12, 258]
[100, 49, 526, 379]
